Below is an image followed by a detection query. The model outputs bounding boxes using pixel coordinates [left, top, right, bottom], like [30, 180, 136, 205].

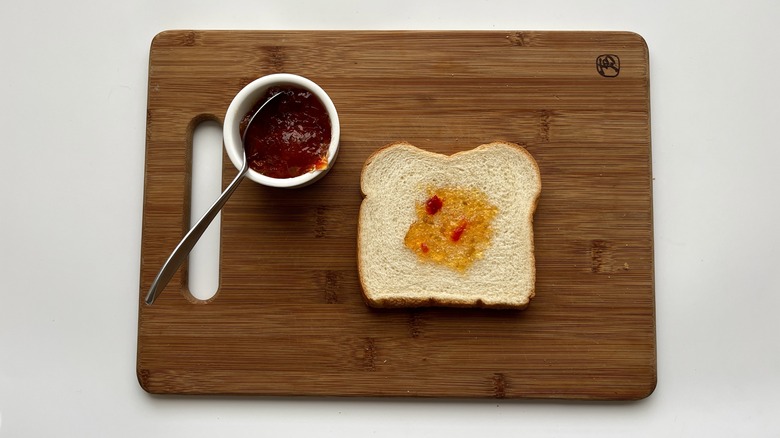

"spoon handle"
[144, 159, 248, 305]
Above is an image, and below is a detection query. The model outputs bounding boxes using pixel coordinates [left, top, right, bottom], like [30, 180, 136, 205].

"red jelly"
[450, 219, 467, 242]
[425, 195, 443, 215]
[240, 86, 331, 179]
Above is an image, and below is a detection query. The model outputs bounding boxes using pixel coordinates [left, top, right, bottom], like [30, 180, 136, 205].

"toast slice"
[357, 141, 542, 309]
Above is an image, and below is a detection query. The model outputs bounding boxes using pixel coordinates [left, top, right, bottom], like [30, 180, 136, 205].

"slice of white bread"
[358, 141, 542, 309]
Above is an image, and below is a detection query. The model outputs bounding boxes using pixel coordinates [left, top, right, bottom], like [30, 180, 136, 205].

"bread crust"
[357, 141, 541, 310]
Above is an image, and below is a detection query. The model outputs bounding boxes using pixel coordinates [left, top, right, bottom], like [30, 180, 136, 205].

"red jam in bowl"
[239, 86, 332, 179]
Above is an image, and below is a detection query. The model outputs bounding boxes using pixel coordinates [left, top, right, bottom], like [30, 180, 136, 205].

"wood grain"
[138, 30, 655, 399]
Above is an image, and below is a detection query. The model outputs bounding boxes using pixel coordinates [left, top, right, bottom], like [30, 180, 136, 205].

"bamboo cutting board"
[138, 30, 655, 399]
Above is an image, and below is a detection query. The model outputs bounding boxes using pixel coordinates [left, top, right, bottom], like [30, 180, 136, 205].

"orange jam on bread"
[404, 187, 498, 272]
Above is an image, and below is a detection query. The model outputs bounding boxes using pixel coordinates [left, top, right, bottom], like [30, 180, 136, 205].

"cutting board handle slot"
[186, 118, 223, 302]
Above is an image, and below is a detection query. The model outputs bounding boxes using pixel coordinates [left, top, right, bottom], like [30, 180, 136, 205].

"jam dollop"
[450, 219, 467, 242]
[240, 86, 331, 179]
[404, 187, 498, 272]
[425, 195, 443, 215]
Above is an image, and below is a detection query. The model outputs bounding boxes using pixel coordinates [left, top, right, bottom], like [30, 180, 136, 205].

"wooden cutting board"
[138, 30, 655, 399]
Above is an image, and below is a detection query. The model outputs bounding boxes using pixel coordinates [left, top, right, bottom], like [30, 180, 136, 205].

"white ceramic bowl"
[223, 73, 340, 188]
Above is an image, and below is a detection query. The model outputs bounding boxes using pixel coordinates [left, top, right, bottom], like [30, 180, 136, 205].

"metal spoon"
[145, 92, 282, 305]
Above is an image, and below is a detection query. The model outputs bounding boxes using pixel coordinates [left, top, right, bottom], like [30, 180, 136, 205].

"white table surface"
[2, 0, 779, 436]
